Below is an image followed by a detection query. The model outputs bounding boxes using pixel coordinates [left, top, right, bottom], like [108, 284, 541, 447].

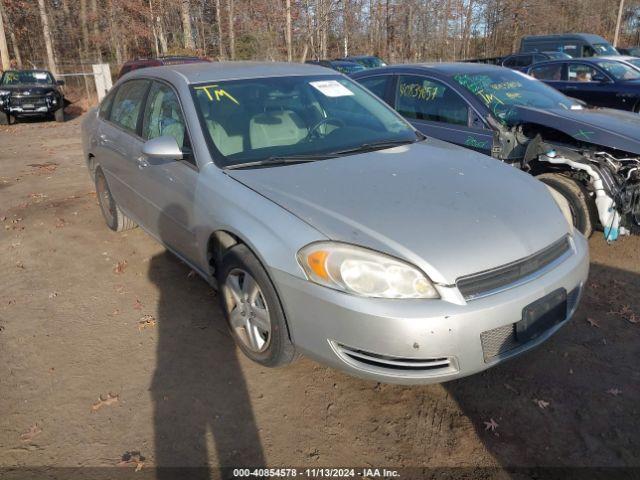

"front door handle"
[137, 156, 150, 169]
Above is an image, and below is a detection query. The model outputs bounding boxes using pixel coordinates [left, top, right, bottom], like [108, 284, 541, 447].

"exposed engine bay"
[488, 119, 640, 242]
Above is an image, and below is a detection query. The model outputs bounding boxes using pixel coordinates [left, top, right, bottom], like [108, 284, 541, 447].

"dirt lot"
[1, 116, 639, 479]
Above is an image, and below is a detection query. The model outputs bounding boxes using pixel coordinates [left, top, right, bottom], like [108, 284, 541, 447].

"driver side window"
[567, 64, 600, 83]
[395, 75, 469, 126]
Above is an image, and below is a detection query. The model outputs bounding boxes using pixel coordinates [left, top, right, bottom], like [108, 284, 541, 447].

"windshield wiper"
[330, 138, 418, 156]
[224, 153, 339, 170]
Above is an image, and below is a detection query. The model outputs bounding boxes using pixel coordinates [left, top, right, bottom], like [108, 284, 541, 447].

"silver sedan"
[81, 62, 589, 384]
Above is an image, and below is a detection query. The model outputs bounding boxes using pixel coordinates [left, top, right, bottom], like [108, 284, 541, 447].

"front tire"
[54, 108, 65, 122]
[537, 173, 595, 237]
[218, 244, 296, 367]
[94, 166, 137, 232]
[0, 111, 10, 125]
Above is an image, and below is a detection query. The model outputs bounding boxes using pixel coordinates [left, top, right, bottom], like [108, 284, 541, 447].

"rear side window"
[395, 75, 469, 126]
[109, 80, 150, 133]
[529, 63, 564, 81]
[358, 75, 390, 99]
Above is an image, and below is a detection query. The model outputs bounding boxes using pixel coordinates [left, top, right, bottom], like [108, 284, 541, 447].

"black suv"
[0, 70, 66, 124]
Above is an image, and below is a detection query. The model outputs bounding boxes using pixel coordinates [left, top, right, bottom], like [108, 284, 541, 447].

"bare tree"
[227, 0, 235, 60]
[181, 0, 195, 49]
[286, 0, 293, 61]
[0, 0, 10, 70]
[36, 0, 57, 75]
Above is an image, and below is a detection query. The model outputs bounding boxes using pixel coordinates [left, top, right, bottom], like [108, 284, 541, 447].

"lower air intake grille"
[457, 236, 572, 301]
[480, 285, 581, 362]
[332, 342, 458, 376]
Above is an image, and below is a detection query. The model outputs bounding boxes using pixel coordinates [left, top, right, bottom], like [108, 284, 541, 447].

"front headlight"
[0, 90, 10, 96]
[545, 185, 574, 232]
[297, 242, 439, 299]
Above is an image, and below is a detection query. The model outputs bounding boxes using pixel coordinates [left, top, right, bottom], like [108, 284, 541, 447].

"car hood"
[227, 139, 569, 284]
[0, 84, 58, 95]
[514, 105, 640, 155]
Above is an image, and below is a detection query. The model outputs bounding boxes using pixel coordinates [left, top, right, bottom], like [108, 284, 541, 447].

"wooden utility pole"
[614, 0, 625, 47]
[0, 0, 10, 71]
[37, 0, 57, 75]
[215, 0, 225, 59]
[228, 0, 235, 60]
[286, 0, 292, 61]
[181, 0, 195, 49]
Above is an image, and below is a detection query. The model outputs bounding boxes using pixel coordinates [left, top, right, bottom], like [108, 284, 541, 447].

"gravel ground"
[1, 116, 639, 479]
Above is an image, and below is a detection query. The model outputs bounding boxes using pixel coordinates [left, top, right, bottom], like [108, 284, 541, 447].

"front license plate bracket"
[517, 288, 567, 343]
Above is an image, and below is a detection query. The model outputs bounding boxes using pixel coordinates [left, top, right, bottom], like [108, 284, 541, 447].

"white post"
[92, 63, 112, 101]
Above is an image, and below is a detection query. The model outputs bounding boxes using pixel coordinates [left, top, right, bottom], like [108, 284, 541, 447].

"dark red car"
[118, 56, 209, 78]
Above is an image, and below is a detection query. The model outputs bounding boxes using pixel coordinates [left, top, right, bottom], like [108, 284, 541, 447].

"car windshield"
[333, 63, 365, 74]
[353, 57, 386, 68]
[595, 61, 640, 80]
[191, 75, 417, 167]
[593, 43, 619, 56]
[0, 70, 54, 85]
[452, 69, 578, 125]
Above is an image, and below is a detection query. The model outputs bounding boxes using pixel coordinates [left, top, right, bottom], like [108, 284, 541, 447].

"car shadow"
[149, 204, 264, 478]
[442, 262, 640, 471]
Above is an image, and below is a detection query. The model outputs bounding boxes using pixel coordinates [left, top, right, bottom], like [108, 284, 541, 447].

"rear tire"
[0, 111, 10, 125]
[217, 244, 296, 367]
[94, 166, 137, 232]
[537, 173, 595, 237]
[54, 108, 65, 122]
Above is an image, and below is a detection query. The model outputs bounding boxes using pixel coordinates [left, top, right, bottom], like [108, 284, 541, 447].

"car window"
[567, 64, 601, 82]
[529, 63, 563, 81]
[109, 80, 150, 133]
[502, 56, 518, 68]
[191, 75, 416, 167]
[358, 75, 390, 99]
[98, 89, 116, 119]
[515, 55, 533, 67]
[561, 44, 580, 57]
[595, 61, 640, 80]
[142, 82, 187, 149]
[395, 75, 469, 126]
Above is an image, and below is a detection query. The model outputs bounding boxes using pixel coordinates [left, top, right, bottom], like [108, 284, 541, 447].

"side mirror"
[142, 136, 183, 164]
[56, 79, 65, 86]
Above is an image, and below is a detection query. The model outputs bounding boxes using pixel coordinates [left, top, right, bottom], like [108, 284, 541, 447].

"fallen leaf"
[113, 260, 128, 274]
[16, 261, 25, 269]
[533, 399, 550, 409]
[483, 418, 499, 432]
[138, 315, 156, 331]
[20, 424, 42, 443]
[607, 388, 622, 397]
[133, 299, 143, 310]
[108, 309, 120, 316]
[118, 451, 146, 470]
[48, 292, 58, 299]
[91, 392, 119, 412]
[54, 218, 66, 228]
[586, 318, 600, 328]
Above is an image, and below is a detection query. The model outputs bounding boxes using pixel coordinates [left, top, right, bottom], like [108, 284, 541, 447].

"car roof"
[521, 33, 608, 43]
[352, 62, 512, 77]
[123, 61, 336, 85]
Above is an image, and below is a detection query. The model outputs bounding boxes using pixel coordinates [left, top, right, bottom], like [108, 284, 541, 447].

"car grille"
[331, 342, 458, 376]
[457, 235, 572, 301]
[480, 285, 581, 362]
[10, 95, 48, 108]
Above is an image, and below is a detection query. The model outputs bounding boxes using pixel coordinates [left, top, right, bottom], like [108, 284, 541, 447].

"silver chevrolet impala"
[81, 62, 589, 384]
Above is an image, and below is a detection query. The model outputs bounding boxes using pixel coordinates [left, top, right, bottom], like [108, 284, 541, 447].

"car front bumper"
[271, 233, 589, 384]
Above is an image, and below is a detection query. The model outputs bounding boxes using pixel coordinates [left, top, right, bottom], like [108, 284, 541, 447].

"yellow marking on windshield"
[195, 85, 240, 105]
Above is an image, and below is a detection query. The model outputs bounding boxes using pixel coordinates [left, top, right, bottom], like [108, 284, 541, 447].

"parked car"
[118, 55, 209, 77]
[597, 55, 640, 71]
[527, 57, 640, 112]
[305, 59, 365, 74]
[351, 63, 640, 239]
[501, 51, 571, 71]
[0, 69, 67, 124]
[617, 47, 640, 56]
[520, 33, 619, 58]
[81, 62, 588, 384]
[341, 55, 387, 69]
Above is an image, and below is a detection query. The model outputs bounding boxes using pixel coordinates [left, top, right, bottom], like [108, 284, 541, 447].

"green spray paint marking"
[575, 130, 594, 141]
[464, 136, 488, 149]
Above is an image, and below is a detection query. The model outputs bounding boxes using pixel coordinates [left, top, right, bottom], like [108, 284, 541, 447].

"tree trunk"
[285, 0, 292, 61]
[0, 0, 10, 70]
[149, 0, 160, 57]
[80, 0, 89, 56]
[343, 0, 348, 57]
[10, 29, 22, 68]
[90, 0, 102, 61]
[181, 0, 195, 50]
[37, 0, 57, 75]
[227, 0, 235, 60]
[215, 0, 225, 59]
